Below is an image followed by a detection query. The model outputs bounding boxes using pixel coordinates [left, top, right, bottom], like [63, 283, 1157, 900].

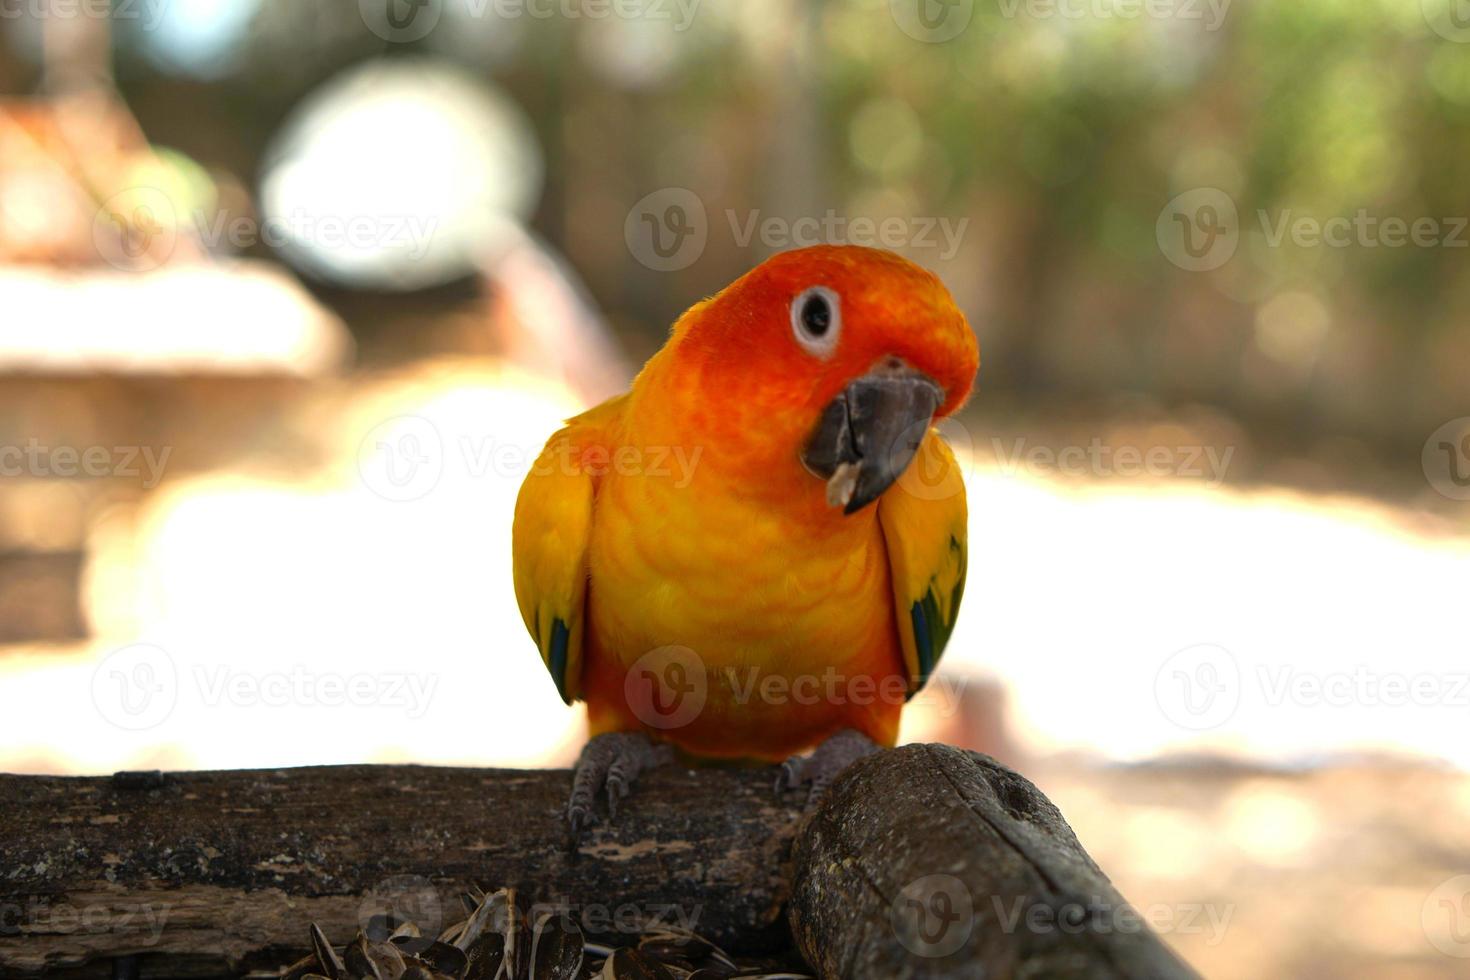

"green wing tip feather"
[548, 618, 571, 704]
[906, 537, 967, 701]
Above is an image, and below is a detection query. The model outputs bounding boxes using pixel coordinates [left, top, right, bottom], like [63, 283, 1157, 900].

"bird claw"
[773, 756, 804, 795]
[775, 729, 881, 808]
[567, 732, 672, 836]
[567, 800, 596, 837]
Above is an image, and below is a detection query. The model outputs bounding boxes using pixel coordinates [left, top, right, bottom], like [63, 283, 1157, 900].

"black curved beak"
[801, 363, 944, 514]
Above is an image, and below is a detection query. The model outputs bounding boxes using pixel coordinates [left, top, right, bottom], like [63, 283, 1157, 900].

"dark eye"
[801, 294, 830, 335]
[790, 286, 841, 356]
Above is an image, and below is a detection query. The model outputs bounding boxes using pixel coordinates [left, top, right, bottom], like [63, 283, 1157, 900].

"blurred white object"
[260, 58, 543, 290]
[0, 261, 350, 375]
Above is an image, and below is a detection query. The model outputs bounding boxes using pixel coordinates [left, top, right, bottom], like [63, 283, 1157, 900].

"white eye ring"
[790, 286, 841, 357]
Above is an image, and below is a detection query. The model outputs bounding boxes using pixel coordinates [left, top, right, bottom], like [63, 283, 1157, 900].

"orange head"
[640, 245, 979, 514]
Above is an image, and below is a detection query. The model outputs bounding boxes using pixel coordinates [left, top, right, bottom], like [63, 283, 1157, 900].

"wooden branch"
[0, 765, 801, 978]
[788, 744, 1201, 980]
[2, 749, 1201, 979]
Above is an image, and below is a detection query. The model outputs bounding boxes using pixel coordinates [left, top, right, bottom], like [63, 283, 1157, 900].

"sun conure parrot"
[512, 245, 978, 831]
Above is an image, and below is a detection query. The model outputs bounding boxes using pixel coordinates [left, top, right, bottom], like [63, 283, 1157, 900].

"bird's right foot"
[567, 731, 673, 836]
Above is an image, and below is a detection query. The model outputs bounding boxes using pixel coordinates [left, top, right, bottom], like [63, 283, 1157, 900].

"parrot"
[512, 244, 979, 832]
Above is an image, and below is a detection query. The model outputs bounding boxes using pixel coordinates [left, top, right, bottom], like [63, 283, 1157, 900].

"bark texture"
[0, 764, 800, 977]
[788, 744, 1200, 979]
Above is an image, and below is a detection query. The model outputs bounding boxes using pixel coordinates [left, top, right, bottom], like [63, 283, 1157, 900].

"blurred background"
[1, 0, 1469, 976]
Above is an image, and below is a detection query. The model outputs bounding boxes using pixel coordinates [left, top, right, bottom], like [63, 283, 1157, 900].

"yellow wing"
[511, 397, 624, 704]
[878, 429, 968, 696]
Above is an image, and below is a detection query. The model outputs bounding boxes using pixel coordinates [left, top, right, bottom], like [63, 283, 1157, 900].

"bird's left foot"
[775, 729, 882, 807]
[567, 732, 674, 836]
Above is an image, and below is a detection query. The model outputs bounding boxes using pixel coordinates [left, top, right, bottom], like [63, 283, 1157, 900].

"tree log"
[788, 744, 1201, 979]
[1, 749, 1201, 979]
[0, 764, 801, 978]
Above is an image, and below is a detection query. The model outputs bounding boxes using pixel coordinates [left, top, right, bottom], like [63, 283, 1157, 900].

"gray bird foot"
[775, 728, 882, 807]
[567, 732, 674, 835]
